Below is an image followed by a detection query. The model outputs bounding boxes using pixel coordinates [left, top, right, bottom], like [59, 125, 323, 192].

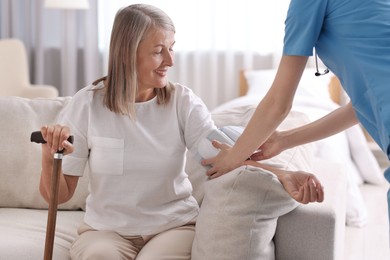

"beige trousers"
[70, 223, 195, 260]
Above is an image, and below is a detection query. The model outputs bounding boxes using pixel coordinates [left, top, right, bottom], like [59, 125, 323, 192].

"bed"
[198, 68, 389, 259]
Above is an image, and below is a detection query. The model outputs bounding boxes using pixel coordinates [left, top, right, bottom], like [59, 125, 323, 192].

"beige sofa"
[0, 96, 347, 259]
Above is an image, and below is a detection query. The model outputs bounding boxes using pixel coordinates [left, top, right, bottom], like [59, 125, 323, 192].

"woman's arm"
[251, 101, 359, 161]
[203, 55, 309, 178]
[39, 125, 79, 204]
[244, 160, 324, 204]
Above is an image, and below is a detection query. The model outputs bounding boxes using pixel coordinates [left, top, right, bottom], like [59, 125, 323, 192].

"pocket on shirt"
[89, 136, 124, 175]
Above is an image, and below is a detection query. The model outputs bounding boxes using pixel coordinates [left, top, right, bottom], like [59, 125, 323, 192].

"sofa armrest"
[274, 159, 347, 260]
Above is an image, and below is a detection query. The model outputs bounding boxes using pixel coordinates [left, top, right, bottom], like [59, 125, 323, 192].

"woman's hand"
[40, 125, 74, 156]
[275, 169, 324, 204]
[39, 125, 78, 204]
[244, 160, 324, 204]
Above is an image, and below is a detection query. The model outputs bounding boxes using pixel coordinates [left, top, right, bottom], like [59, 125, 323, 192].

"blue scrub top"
[283, 0, 390, 158]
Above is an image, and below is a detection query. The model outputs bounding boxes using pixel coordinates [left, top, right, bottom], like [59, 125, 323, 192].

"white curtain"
[0, 0, 290, 106]
[98, 0, 290, 109]
[0, 0, 102, 96]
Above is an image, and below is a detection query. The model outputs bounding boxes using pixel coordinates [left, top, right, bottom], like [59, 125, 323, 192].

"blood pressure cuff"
[194, 125, 244, 163]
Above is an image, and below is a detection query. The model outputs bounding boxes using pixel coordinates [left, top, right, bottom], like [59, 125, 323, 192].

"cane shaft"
[43, 154, 62, 260]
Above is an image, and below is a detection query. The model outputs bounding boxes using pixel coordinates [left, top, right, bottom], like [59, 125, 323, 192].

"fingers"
[201, 156, 215, 168]
[62, 139, 74, 154]
[211, 140, 231, 149]
[207, 171, 223, 179]
[41, 125, 71, 153]
[204, 163, 222, 179]
[202, 140, 229, 177]
[249, 151, 263, 161]
[312, 176, 325, 202]
[203, 160, 228, 179]
[308, 176, 325, 203]
[206, 163, 237, 179]
[201, 140, 227, 167]
[301, 182, 310, 204]
[300, 176, 324, 204]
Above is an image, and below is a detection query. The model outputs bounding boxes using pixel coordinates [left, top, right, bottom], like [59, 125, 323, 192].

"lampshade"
[44, 0, 89, 10]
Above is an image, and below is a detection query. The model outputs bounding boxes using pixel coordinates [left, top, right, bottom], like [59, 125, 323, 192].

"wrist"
[42, 151, 54, 172]
[279, 130, 295, 151]
[249, 161, 285, 179]
[229, 148, 249, 170]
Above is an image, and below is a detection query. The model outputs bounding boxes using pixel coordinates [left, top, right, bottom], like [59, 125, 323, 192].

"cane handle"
[30, 131, 74, 145]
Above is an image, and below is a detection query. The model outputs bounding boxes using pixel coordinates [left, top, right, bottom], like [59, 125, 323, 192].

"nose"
[164, 50, 174, 67]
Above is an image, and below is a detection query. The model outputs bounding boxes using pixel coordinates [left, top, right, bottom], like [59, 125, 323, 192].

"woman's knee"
[70, 229, 138, 260]
[136, 225, 195, 260]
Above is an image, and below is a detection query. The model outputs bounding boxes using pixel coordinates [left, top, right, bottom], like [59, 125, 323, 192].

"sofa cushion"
[0, 96, 89, 210]
[0, 208, 84, 260]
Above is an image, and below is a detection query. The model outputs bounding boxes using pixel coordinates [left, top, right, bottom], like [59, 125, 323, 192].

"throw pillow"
[191, 165, 299, 260]
[0, 96, 89, 210]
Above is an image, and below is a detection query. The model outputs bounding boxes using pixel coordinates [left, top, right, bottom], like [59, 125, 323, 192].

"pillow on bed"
[244, 68, 333, 103]
[346, 125, 385, 185]
[245, 69, 276, 96]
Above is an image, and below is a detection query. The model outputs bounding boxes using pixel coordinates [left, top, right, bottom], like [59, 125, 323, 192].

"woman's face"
[136, 27, 175, 101]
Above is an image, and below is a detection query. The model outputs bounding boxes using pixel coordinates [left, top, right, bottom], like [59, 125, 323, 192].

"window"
[97, 0, 290, 54]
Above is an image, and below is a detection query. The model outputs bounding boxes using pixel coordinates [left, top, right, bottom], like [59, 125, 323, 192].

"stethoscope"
[314, 49, 329, 76]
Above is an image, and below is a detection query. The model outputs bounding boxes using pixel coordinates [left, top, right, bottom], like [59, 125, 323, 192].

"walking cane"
[31, 131, 73, 260]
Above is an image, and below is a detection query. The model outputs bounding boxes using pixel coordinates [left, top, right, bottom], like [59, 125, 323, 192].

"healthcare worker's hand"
[202, 140, 244, 179]
[250, 131, 284, 161]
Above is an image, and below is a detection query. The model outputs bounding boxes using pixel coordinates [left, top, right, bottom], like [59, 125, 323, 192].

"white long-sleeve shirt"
[60, 82, 216, 236]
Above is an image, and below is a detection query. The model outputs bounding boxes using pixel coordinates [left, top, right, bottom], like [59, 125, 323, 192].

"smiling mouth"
[155, 69, 168, 77]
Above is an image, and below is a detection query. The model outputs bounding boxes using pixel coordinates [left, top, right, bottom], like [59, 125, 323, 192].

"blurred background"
[0, 0, 291, 109]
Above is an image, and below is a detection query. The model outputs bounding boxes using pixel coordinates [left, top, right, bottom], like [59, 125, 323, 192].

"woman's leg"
[136, 224, 195, 260]
[70, 223, 146, 260]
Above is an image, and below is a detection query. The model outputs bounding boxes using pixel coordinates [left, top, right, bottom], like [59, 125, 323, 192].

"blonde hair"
[94, 4, 175, 117]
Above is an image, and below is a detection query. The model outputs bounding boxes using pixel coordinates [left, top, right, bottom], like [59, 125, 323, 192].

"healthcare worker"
[203, 0, 390, 233]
